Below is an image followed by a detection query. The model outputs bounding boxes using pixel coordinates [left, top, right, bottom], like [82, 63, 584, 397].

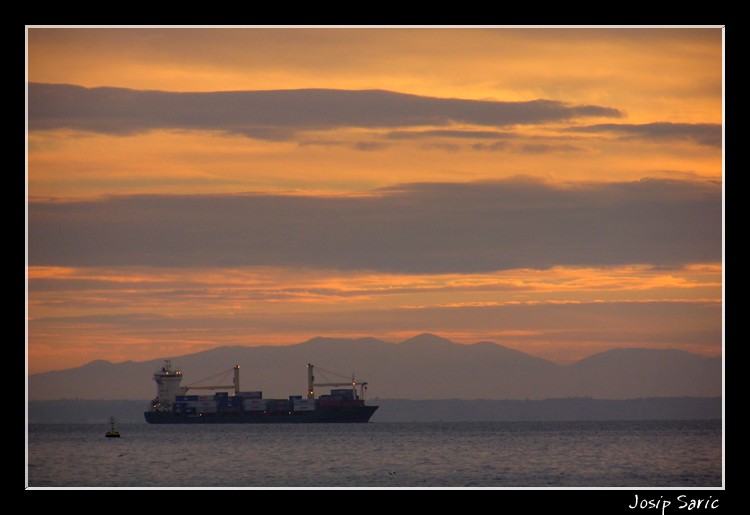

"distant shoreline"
[27, 396, 722, 424]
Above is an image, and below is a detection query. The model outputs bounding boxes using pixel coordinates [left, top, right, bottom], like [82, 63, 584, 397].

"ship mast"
[307, 363, 315, 399]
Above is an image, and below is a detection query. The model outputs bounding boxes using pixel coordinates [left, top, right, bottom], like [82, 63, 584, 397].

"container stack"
[173, 394, 217, 414]
[331, 389, 355, 400]
[216, 393, 243, 412]
[293, 398, 317, 411]
[266, 399, 292, 412]
[244, 399, 267, 411]
[196, 395, 217, 413]
[317, 388, 363, 407]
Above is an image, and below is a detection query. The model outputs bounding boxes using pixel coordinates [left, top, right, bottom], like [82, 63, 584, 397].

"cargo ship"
[144, 360, 378, 424]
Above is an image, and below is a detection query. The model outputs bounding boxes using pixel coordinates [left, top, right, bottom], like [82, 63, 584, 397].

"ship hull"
[144, 405, 378, 424]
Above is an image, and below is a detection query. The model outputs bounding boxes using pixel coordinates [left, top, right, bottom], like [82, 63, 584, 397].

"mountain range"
[27, 333, 722, 401]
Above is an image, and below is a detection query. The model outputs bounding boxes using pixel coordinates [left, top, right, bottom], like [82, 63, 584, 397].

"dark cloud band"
[28, 83, 623, 137]
[567, 122, 722, 147]
[28, 178, 721, 273]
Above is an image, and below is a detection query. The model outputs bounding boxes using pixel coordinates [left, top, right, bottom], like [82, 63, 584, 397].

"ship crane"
[183, 364, 241, 395]
[307, 363, 368, 400]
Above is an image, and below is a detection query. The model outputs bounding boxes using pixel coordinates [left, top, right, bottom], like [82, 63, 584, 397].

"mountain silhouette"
[27, 333, 721, 401]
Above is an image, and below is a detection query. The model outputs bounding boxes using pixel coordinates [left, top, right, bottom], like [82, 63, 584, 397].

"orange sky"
[26, 26, 723, 375]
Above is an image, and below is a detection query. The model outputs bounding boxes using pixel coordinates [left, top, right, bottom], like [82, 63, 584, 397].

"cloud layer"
[28, 83, 623, 138]
[567, 123, 722, 147]
[29, 177, 721, 273]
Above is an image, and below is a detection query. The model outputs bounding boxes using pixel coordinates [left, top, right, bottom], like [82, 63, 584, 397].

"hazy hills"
[28, 333, 721, 401]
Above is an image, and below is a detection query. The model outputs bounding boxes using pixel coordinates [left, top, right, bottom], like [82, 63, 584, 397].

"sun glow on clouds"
[26, 27, 723, 375]
[28, 264, 721, 305]
[27, 28, 721, 122]
[27, 263, 721, 373]
[27, 123, 721, 199]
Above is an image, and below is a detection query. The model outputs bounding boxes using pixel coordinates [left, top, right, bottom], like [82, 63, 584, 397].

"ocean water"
[26, 420, 722, 488]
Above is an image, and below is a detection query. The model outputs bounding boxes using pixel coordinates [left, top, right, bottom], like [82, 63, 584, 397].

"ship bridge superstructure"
[150, 360, 189, 411]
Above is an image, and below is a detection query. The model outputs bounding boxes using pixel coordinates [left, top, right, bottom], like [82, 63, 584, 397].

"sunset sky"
[26, 26, 723, 375]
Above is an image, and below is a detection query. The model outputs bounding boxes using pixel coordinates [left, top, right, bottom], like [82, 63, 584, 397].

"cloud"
[297, 140, 390, 152]
[352, 141, 390, 152]
[28, 83, 624, 139]
[469, 142, 584, 153]
[566, 123, 722, 147]
[471, 141, 509, 152]
[516, 143, 586, 154]
[385, 129, 518, 140]
[386, 129, 585, 153]
[28, 177, 721, 273]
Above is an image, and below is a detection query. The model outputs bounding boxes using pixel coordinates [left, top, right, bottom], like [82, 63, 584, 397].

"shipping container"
[185, 401, 216, 411]
[331, 389, 355, 400]
[293, 399, 317, 411]
[244, 399, 268, 411]
[266, 400, 291, 411]
[240, 391, 262, 399]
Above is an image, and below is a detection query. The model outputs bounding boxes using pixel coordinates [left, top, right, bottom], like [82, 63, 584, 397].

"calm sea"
[26, 420, 722, 489]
